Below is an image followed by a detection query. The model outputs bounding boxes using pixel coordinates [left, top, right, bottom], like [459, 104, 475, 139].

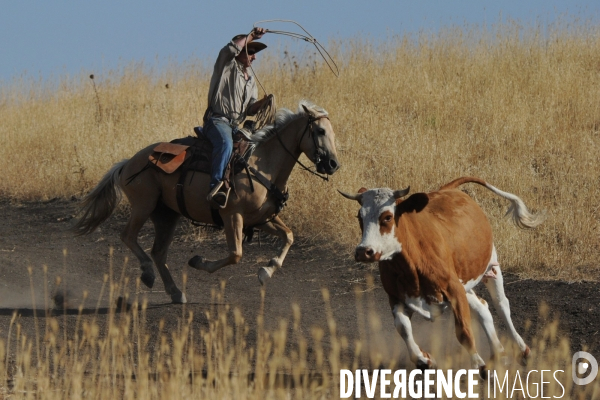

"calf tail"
[440, 176, 546, 229]
[72, 159, 128, 235]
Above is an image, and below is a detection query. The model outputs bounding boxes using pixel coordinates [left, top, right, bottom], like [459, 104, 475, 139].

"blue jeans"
[204, 118, 233, 189]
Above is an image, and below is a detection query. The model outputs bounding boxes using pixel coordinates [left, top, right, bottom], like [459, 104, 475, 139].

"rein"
[274, 114, 330, 181]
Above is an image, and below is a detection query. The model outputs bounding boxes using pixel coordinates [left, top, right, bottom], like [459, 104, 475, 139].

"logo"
[572, 351, 598, 385]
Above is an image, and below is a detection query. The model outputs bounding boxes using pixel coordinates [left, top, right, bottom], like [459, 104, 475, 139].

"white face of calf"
[355, 188, 402, 262]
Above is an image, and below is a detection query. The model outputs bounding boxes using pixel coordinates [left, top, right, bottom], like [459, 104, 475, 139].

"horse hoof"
[140, 271, 155, 288]
[188, 255, 205, 270]
[171, 291, 187, 304]
[258, 267, 271, 285]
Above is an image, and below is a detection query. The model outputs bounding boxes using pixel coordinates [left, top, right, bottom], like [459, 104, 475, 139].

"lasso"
[244, 19, 339, 130]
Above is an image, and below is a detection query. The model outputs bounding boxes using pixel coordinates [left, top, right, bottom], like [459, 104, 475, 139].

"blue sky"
[2, 1, 599, 82]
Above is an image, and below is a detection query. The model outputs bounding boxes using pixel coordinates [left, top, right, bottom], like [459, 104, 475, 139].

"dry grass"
[1, 269, 598, 400]
[1, 21, 600, 282]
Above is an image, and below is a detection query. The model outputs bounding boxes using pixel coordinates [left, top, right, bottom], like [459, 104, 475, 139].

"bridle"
[275, 114, 331, 181]
[233, 113, 330, 240]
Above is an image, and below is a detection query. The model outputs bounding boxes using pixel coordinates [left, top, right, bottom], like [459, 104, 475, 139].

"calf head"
[339, 187, 410, 262]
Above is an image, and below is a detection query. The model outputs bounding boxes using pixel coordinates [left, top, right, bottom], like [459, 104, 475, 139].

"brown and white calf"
[340, 177, 545, 377]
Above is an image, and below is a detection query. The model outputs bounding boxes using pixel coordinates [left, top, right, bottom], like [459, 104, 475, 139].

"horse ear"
[301, 104, 312, 116]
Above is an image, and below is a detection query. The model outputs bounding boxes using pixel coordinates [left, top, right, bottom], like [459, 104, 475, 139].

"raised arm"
[232, 27, 267, 52]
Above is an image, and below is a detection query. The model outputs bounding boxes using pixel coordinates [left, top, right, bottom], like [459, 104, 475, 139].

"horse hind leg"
[120, 204, 156, 289]
[188, 212, 244, 273]
[254, 216, 293, 285]
[149, 203, 186, 303]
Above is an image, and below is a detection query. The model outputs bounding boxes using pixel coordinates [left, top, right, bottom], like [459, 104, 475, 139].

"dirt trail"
[0, 199, 598, 367]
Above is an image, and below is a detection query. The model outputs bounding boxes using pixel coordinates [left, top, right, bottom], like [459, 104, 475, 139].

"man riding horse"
[204, 27, 273, 209]
[73, 27, 341, 303]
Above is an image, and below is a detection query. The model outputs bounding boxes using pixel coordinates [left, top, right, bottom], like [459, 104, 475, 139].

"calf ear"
[358, 187, 368, 194]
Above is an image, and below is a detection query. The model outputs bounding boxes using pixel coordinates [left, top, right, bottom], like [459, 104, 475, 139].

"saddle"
[127, 126, 288, 233]
[139, 127, 255, 227]
[148, 126, 254, 187]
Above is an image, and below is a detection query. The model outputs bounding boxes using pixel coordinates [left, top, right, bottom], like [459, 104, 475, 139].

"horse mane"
[249, 100, 328, 144]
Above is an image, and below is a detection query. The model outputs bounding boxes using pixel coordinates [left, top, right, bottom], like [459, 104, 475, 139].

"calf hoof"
[519, 346, 531, 366]
[140, 271, 155, 288]
[416, 355, 437, 371]
[188, 255, 205, 270]
[171, 291, 187, 304]
[258, 267, 272, 286]
[479, 365, 488, 380]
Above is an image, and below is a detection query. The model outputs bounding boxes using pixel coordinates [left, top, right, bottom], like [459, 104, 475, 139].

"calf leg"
[392, 304, 436, 369]
[482, 247, 530, 364]
[447, 282, 487, 376]
[466, 289, 506, 362]
[255, 216, 294, 285]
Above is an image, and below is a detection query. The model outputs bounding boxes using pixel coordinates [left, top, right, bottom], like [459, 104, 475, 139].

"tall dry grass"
[1, 21, 600, 280]
[1, 267, 598, 399]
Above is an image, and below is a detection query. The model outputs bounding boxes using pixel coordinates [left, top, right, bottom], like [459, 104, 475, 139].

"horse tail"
[440, 176, 546, 229]
[72, 159, 128, 235]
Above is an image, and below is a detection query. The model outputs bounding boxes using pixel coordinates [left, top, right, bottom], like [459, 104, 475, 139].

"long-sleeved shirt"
[206, 40, 258, 125]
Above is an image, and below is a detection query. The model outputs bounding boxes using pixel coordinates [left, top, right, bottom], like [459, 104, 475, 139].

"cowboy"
[204, 27, 273, 208]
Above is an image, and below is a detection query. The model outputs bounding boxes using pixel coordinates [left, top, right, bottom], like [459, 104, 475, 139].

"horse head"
[299, 102, 340, 175]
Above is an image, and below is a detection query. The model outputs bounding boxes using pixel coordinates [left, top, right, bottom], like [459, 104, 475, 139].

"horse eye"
[318, 128, 325, 135]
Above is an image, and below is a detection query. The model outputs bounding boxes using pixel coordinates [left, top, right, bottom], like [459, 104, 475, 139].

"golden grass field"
[1, 21, 600, 399]
[1, 22, 600, 281]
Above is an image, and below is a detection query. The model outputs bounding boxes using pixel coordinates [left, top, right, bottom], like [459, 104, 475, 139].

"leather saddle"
[148, 126, 254, 188]
[126, 126, 287, 232]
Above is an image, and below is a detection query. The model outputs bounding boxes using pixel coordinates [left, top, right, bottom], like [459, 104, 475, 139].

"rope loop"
[253, 19, 339, 78]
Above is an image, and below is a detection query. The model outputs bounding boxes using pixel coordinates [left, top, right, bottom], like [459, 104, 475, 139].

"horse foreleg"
[188, 212, 244, 273]
[150, 204, 186, 304]
[255, 216, 293, 285]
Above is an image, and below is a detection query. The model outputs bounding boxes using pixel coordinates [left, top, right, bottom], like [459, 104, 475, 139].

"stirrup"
[211, 189, 230, 209]
[206, 181, 224, 202]
[207, 182, 229, 209]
